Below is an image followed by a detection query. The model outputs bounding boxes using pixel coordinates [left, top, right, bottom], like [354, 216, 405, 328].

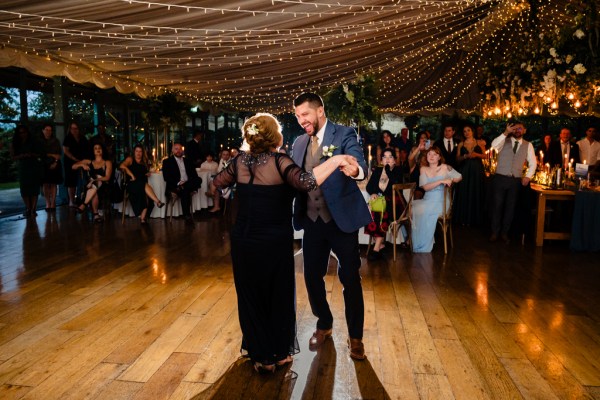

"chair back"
[439, 185, 454, 222]
[392, 182, 416, 224]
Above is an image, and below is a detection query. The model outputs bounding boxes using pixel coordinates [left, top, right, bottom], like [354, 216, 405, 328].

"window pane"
[27, 90, 54, 121]
[0, 86, 20, 121]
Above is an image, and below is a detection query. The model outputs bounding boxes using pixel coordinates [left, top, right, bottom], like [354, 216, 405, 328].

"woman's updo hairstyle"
[242, 113, 282, 154]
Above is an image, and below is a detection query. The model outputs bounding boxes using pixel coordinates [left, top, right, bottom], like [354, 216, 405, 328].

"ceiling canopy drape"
[0, 0, 574, 114]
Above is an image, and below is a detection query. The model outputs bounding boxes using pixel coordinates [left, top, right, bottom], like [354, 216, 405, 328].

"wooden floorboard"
[0, 208, 598, 399]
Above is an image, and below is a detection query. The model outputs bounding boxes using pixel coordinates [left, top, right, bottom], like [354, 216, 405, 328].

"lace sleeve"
[211, 158, 236, 188]
[276, 154, 317, 192]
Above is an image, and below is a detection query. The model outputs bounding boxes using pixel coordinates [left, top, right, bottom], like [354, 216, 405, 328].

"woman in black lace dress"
[211, 113, 357, 373]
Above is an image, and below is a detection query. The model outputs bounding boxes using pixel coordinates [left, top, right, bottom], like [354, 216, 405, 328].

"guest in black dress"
[72, 144, 113, 222]
[376, 130, 400, 165]
[454, 124, 486, 226]
[211, 113, 357, 373]
[120, 144, 164, 224]
[364, 148, 403, 260]
[11, 125, 44, 217]
[40, 123, 63, 212]
[63, 122, 89, 208]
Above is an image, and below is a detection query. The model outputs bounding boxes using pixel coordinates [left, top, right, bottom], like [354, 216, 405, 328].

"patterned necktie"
[513, 140, 519, 154]
[311, 135, 319, 156]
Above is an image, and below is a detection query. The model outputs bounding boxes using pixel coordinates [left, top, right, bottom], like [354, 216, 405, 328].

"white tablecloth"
[114, 170, 213, 219]
[191, 170, 214, 211]
[293, 189, 408, 245]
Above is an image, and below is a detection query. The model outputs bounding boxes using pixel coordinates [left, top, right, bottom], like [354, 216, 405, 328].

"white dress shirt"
[174, 156, 188, 183]
[577, 138, 600, 165]
[490, 134, 537, 179]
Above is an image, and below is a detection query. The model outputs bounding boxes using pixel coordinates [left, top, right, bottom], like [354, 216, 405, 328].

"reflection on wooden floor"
[0, 208, 599, 399]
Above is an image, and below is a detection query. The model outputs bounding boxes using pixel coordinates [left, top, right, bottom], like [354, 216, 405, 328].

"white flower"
[521, 63, 527, 69]
[574, 29, 585, 39]
[321, 144, 338, 159]
[342, 84, 349, 93]
[554, 58, 562, 64]
[246, 123, 259, 136]
[526, 65, 533, 72]
[565, 55, 573, 64]
[573, 63, 587, 74]
[549, 48, 557, 57]
[539, 33, 544, 39]
[547, 58, 552, 64]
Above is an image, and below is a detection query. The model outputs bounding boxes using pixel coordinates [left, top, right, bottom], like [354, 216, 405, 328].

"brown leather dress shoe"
[309, 328, 332, 350]
[347, 338, 366, 360]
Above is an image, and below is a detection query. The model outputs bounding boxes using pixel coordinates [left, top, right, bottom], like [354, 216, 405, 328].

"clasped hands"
[332, 154, 360, 177]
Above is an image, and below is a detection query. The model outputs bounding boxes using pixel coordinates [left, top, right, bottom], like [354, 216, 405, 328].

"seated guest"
[199, 152, 219, 175]
[73, 143, 113, 223]
[120, 144, 164, 224]
[162, 143, 202, 221]
[376, 130, 400, 165]
[230, 146, 240, 159]
[365, 148, 403, 260]
[411, 147, 462, 252]
[208, 148, 233, 212]
[397, 148, 411, 183]
[408, 131, 429, 182]
[397, 127, 413, 153]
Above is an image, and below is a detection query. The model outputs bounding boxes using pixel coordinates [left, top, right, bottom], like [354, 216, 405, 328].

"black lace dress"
[212, 152, 317, 366]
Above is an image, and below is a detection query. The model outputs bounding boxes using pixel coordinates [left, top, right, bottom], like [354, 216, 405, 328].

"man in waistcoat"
[291, 92, 372, 360]
[489, 121, 537, 244]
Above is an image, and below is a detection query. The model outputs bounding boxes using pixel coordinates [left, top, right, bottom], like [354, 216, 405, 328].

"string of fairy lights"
[0, 0, 577, 114]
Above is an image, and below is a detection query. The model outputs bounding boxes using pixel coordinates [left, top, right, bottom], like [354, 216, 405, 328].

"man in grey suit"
[291, 93, 372, 360]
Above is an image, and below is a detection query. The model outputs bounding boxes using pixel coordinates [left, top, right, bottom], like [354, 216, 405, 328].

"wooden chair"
[366, 183, 416, 261]
[120, 172, 130, 224]
[436, 185, 454, 254]
[166, 191, 196, 222]
[390, 183, 416, 260]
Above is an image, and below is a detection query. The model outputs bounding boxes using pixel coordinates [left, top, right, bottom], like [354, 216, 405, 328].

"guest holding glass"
[40, 123, 63, 212]
[120, 144, 164, 224]
[411, 147, 462, 252]
[211, 113, 356, 373]
[454, 124, 485, 226]
[11, 125, 44, 217]
[365, 148, 403, 260]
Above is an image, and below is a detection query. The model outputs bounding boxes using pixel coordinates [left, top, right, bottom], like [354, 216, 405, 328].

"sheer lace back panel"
[213, 152, 316, 192]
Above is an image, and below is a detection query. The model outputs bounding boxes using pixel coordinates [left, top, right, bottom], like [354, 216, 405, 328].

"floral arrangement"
[322, 74, 380, 132]
[480, 0, 599, 118]
[246, 123, 259, 136]
[321, 145, 338, 159]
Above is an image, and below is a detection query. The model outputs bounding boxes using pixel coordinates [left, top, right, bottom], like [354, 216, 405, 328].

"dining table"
[530, 183, 575, 247]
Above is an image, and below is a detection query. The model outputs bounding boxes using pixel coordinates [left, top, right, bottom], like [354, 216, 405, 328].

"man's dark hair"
[293, 92, 324, 108]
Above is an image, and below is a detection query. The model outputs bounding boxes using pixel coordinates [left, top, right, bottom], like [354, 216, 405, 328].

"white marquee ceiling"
[0, 0, 570, 114]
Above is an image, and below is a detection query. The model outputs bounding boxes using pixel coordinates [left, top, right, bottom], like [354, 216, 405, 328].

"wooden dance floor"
[0, 208, 599, 399]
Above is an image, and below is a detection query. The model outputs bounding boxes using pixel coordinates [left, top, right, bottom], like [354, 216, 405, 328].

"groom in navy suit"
[291, 93, 372, 360]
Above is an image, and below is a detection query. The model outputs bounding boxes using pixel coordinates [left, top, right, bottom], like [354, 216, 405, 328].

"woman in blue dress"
[411, 146, 462, 253]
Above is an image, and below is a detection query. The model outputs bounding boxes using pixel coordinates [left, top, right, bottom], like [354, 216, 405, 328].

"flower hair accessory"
[321, 144, 338, 159]
[246, 123, 259, 136]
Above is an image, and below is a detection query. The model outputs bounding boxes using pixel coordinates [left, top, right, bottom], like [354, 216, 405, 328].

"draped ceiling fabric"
[0, 0, 571, 115]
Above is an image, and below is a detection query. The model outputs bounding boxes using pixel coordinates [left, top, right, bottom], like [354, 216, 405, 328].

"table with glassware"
[530, 183, 575, 247]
